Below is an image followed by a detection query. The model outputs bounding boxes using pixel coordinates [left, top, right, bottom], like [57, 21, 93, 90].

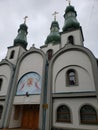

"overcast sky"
[0, 0, 98, 60]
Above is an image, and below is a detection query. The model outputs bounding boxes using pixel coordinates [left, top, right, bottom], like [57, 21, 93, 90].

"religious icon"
[16, 72, 41, 95]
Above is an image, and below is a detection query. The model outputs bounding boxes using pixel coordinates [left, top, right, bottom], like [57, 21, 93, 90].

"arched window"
[68, 35, 74, 45]
[57, 105, 71, 123]
[47, 49, 53, 61]
[0, 106, 3, 119]
[0, 78, 3, 91]
[66, 69, 78, 86]
[10, 50, 15, 59]
[80, 105, 98, 124]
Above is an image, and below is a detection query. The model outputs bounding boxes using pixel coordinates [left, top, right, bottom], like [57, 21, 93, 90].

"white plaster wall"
[0, 64, 12, 95]
[61, 30, 83, 47]
[18, 53, 43, 80]
[53, 97, 98, 130]
[14, 95, 40, 105]
[52, 50, 95, 93]
[9, 105, 22, 128]
[41, 43, 60, 54]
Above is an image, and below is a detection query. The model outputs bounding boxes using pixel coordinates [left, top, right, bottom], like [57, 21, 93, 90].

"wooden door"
[22, 105, 39, 129]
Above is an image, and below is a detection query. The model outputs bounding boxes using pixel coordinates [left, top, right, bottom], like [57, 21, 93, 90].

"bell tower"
[61, 3, 84, 47]
[6, 17, 28, 65]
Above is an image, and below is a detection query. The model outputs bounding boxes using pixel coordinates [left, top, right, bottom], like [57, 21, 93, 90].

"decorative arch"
[80, 104, 98, 124]
[57, 105, 71, 123]
[16, 72, 42, 95]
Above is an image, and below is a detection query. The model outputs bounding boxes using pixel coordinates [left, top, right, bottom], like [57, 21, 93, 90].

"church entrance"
[21, 105, 39, 129]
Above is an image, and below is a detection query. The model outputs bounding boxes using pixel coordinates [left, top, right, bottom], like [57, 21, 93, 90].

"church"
[0, 2, 98, 130]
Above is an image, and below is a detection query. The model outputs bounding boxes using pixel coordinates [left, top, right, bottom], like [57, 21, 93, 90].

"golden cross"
[52, 11, 59, 21]
[24, 16, 28, 24]
[66, 0, 71, 5]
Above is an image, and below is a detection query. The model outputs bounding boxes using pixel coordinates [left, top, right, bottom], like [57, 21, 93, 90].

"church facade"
[0, 4, 98, 130]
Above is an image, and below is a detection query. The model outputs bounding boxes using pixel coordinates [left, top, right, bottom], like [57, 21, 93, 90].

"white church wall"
[61, 29, 83, 47]
[0, 64, 12, 95]
[18, 53, 43, 80]
[14, 95, 40, 105]
[52, 50, 95, 93]
[53, 97, 98, 130]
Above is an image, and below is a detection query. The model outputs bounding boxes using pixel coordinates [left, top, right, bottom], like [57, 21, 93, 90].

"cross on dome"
[24, 16, 28, 24]
[52, 11, 59, 21]
[66, 0, 71, 5]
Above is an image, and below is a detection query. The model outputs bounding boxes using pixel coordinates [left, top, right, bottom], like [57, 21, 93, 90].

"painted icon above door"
[16, 72, 41, 95]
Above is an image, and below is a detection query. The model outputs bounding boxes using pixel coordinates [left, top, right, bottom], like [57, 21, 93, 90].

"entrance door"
[22, 105, 39, 129]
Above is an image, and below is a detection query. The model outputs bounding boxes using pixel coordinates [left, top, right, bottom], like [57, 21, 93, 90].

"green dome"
[50, 21, 60, 29]
[63, 5, 80, 32]
[14, 23, 28, 49]
[45, 32, 61, 44]
[65, 5, 76, 15]
[63, 17, 80, 31]
[18, 23, 28, 34]
[45, 21, 61, 45]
